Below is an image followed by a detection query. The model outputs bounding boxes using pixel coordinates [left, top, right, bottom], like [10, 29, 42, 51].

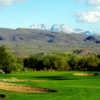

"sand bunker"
[0, 77, 45, 82]
[73, 73, 96, 76]
[0, 82, 56, 93]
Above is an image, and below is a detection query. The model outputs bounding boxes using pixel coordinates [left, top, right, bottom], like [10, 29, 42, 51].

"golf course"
[0, 71, 100, 100]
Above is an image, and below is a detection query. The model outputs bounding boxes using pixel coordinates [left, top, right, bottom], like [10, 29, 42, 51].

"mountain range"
[0, 28, 99, 56]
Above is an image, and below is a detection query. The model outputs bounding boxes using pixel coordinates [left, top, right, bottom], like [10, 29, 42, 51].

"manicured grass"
[0, 71, 100, 100]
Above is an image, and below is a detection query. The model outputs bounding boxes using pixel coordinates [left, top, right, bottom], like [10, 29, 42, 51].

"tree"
[78, 56, 100, 71]
[66, 53, 80, 70]
[0, 45, 22, 73]
[24, 56, 43, 70]
[42, 54, 70, 71]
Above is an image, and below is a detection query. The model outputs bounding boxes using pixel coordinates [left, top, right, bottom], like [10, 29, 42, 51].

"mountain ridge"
[0, 28, 99, 56]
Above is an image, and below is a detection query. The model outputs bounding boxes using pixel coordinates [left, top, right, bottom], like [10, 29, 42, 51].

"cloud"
[87, 0, 100, 6]
[77, 7, 100, 23]
[75, 0, 100, 6]
[0, 0, 27, 5]
[75, 0, 100, 23]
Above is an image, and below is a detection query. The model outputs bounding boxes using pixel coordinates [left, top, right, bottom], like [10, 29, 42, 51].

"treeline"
[24, 53, 100, 71]
[0, 45, 100, 73]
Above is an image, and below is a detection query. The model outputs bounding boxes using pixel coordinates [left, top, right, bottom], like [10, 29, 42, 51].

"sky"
[0, 0, 100, 33]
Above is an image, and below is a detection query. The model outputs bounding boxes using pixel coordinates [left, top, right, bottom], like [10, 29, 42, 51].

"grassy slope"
[0, 71, 100, 100]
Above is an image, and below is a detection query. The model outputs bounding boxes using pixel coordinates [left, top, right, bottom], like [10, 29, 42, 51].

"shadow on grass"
[34, 76, 73, 80]
[0, 94, 6, 99]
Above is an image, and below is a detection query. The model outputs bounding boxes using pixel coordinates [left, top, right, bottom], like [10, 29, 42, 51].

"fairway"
[0, 71, 99, 100]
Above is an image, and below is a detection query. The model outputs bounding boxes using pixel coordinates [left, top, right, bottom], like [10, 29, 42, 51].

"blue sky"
[0, 0, 100, 33]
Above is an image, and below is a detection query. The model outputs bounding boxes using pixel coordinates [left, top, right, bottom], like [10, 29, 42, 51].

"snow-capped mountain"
[50, 24, 74, 33]
[19, 24, 97, 35]
[31, 24, 51, 30]
[30, 24, 74, 33]
[75, 29, 96, 36]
